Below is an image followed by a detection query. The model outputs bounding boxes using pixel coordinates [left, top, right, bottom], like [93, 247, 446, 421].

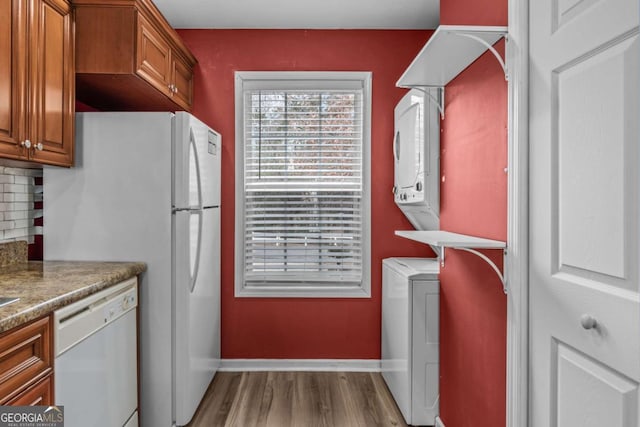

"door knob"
[35, 142, 43, 151]
[580, 314, 598, 330]
[20, 140, 31, 149]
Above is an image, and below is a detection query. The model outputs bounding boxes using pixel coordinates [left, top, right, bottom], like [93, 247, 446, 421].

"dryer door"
[394, 101, 421, 191]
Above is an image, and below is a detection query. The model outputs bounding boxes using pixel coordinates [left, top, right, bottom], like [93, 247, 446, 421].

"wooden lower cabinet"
[7, 376, 52, 406]
[0, 316, 53, 405]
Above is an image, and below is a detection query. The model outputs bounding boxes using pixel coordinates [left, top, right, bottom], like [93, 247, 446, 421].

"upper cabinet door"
[172, 54, 194, 111]
[30, 0, 74, 166]
[74, 0, 196, 112]
[136, 15, 172, 97]
[0, 0, 27, 160]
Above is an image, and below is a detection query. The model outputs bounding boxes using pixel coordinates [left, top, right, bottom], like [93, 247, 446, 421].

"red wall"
[177, 29, 434, 359]
[440, 0, 508, 26]
[438, 0, 508, 425]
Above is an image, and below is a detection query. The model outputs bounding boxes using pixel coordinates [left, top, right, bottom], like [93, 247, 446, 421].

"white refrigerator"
[44, 112, 221, 427]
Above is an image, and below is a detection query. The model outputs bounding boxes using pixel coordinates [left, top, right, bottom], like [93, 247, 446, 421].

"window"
[235, 71, 371, 297]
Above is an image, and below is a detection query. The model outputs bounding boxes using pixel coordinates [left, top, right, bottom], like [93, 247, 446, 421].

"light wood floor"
[187, 371, 409, 427]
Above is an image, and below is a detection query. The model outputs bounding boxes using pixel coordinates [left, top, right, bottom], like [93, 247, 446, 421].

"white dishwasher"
[54, 277, 139, 427]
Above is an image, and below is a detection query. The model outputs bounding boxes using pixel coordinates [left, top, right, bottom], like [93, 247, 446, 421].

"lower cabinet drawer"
[7, 375, 53, 406]
[0, 316, 53, 403]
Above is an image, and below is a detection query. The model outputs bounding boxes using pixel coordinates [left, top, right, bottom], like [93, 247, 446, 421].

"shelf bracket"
[425, 87, 445, 120]
[429, 244, 444, 265]
[406, 87, 445, 119]
[454, 247, 507, 294]
[453, 33, 508, 81]
[434, 246, 507, 294]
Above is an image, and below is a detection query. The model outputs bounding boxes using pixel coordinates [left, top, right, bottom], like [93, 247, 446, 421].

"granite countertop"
[0, 261, 147, 333]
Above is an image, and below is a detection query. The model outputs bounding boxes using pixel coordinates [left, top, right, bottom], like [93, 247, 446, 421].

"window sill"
[235, 283, 371, 298]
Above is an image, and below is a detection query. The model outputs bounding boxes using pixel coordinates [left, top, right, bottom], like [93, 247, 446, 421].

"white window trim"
[234, 71, 372, 298]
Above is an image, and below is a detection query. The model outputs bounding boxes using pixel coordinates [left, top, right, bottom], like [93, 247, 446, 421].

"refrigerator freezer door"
[174, 207, 220, 426]
[174, 112, 221, 209]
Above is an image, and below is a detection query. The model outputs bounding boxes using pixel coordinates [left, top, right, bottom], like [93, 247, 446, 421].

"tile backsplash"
[0, 167, 43, 250]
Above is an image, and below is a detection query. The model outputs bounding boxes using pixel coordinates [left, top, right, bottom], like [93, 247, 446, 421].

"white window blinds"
[240, 78, 366, 288]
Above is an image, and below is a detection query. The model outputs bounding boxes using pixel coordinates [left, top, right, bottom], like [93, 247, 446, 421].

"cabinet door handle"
[20, 140, 31, 149]
[35, 143, 43, 151]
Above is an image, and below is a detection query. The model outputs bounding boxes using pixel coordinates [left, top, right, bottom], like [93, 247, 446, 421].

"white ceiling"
[152, 0, 440, 30]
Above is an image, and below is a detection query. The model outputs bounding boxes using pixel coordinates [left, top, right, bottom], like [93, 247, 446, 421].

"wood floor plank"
[337, 372, 391, 427]
[291, 372, 323, 426]
[348, 373, 379, 426]
[224, 371, 268, 426]
[187, 371, 409, 427]
[263, 372, 295, 427]
[293, 371, 348, 427]
[322, 372, 351, 426]
[187, 371, 242, 427]
[335, 372, 367, 427]
[370, 373, 407, 427]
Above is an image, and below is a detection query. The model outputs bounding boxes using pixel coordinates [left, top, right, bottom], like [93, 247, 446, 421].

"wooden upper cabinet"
[0, 0, 74, 167]
[136, 14, 172, 97]
[0, 0, 28, 161]
[171, 53, 194, 111]
[74, 0, 197, 112]
[30, 0, 74, 166]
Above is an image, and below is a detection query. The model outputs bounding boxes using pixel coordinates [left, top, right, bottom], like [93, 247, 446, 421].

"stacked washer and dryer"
[382, 88, 441, 426]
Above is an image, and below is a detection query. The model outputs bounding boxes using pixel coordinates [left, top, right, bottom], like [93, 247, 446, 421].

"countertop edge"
[0, 262, 147, 334]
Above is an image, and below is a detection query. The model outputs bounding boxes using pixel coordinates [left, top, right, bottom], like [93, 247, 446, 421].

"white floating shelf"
[395, 230, 505, 249]
[396, 25, 508, 89]
[396, 230, 507, 293]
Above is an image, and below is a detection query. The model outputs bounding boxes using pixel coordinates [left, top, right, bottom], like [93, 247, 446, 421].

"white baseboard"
[219, 359, 381, 372]
[435, 416, 445, 427]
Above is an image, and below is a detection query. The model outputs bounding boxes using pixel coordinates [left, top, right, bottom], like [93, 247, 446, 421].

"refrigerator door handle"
[189, 209, 203, 293]
[190, 128, 204, 210]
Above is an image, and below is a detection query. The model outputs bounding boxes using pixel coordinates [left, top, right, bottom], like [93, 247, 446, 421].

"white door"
[529, 0, 639, 425]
